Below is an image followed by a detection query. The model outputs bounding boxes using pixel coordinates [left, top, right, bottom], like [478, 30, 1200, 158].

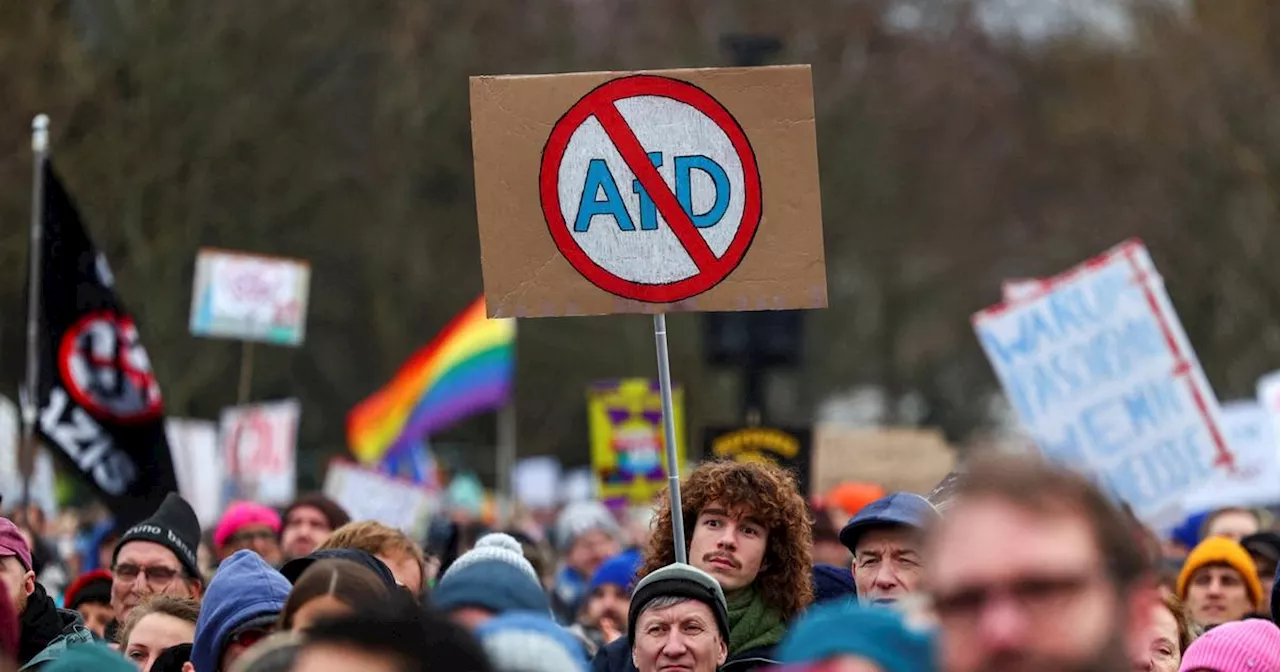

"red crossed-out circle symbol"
[540, 75, 763, 303]
[58, 311, 163, 423]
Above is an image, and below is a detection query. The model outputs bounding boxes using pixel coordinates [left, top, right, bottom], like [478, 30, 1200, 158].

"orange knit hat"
[1176, 537, 1263, 610]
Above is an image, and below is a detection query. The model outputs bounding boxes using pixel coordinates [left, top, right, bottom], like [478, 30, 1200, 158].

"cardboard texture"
[811, 426, 956, 496]
[470, 66, 827, 318]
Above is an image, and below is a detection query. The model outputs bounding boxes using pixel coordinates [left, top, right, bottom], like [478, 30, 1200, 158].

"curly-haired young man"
[592, 460, 813, 672]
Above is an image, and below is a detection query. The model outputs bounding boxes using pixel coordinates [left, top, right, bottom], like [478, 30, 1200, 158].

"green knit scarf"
[725, 586, 787, 654]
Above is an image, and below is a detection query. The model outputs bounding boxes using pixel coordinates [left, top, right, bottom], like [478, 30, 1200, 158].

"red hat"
[64, 569, 114, 610]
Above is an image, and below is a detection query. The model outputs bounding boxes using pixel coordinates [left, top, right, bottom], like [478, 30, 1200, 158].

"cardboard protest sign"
[588, 379, 686, 507]
[811, 426, 956, 495]
[1182, 400, 1280, 511]
[219, 400, 299, 506]
[469, 66, 827, 317]
[190, 248, 311, 345]
[972, 239, 1231, 525]
[704, 426, 812, 494]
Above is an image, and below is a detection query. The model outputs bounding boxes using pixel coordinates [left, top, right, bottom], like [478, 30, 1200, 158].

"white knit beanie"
[442, 533, 540, 584]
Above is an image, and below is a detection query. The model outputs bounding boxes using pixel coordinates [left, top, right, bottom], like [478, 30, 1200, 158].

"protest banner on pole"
[470, 66, 827, 562]
[1182, 400, 1280, 511]
[972, 239, 1231, 526]
[190, 248, 311, 406]
[322, 459, 436, 535]
[219, 400, 299, 506]
[588, 379, 686, 508]
[190, 249, 310, 345]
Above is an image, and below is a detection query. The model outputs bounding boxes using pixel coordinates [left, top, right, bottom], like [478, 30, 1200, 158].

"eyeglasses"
[230, 627, 273, 649]
[933, 571, 1099, 626]
[113, 564, 181, 588]
[227, 530, 277, 546]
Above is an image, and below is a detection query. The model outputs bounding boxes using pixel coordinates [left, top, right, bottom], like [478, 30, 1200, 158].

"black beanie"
[112, 492, 202, 580]
[280, 548, 398, 590]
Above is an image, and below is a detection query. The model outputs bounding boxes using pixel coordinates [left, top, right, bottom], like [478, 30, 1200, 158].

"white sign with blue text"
[1182, 401, 1280, 512]
[973, 240, 1232, 525]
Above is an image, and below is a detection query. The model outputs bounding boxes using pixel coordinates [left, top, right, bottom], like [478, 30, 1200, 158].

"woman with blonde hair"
[116, 596, 199, 671]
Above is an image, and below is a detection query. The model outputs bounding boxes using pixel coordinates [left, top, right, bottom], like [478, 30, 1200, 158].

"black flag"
[29, 163, 177, 520]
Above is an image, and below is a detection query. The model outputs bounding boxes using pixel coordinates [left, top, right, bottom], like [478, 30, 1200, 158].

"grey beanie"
[628, 563, 730, 648]
[554, 502, 620, 552]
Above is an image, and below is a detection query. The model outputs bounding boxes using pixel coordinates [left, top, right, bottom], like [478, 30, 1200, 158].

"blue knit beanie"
[810, 563, 856, 604]
[434, 555, 550, 616]
[477, 612, 589, 672]
[777, 598, 935, 672]
[589, 549, 643, 593]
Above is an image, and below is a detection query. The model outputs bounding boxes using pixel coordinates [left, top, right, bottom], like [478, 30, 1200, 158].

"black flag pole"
[21, 115, 50, 508]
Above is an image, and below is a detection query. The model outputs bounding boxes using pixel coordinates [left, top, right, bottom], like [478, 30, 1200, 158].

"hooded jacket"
[191, 550, 290, 672]
[18, 583, 93, 670]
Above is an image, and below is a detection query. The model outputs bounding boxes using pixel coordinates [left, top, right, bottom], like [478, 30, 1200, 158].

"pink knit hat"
[213, 501, 282, 549]
[1179, 619, 1280, 672]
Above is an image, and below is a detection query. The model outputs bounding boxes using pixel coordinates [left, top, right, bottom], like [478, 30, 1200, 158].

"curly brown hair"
[639, 459, 813, 619]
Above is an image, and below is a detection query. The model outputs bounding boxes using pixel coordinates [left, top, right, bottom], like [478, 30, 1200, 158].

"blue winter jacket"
[190, 550, 290, 672]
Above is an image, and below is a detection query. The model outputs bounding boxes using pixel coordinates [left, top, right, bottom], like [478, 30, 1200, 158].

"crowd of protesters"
[0, 455, 1274, 671]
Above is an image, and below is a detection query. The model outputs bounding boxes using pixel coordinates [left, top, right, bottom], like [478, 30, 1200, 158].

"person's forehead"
[1149, 604, 1178, 639]
[133, 612, 195, 639]
[117, 540, 181, 566]
[855, 526, 922, 554]
[699, 501, 761, 522]
[640, 599, 715, 624]
[1211, 511, 1257, 529]
[287, 506, 329, 525]
[1192, 563, 1244, 581]
[928, 496, 1100, 586]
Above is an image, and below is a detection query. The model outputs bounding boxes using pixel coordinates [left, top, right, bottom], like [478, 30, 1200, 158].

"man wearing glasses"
[925, 455, 1158, 672]
[110, 493, 204, 625]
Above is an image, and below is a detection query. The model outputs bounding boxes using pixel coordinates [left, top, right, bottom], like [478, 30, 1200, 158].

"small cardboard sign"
[972, 239, 1230, 525]
[469, 66, 827, 318]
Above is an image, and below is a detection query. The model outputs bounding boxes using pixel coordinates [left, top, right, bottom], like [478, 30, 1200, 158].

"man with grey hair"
[621, 564, 730, 672]
[553, 502, 623, 624]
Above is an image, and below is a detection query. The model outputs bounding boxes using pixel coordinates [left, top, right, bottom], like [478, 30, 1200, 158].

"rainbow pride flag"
[347, 297, 515, 464]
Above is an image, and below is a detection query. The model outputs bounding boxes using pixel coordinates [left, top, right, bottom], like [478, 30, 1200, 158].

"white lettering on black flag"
[31, 163, 177, 520]
[972, 239, 1231, 526]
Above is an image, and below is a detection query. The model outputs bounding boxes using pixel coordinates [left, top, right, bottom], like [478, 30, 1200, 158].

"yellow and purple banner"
[588, 379, 686, 507]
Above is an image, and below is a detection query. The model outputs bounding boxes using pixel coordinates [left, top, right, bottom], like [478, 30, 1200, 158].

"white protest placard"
[972, 239, 1231, 525]
[1182, 401, 1280, 511]
[513, 456, 562, 509]
[190, 249, 311, 346]
[220, 400, 299, 506]
[0, 396, 57, 517]
[165, 418, 222, 527]
[323, 460, 436, 534]
[1001, 278, 1045, 303]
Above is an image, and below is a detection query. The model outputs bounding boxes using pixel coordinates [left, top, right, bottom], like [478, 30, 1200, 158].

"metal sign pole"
[21, 115, 50, 508]
[652, 313, 687, 564]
